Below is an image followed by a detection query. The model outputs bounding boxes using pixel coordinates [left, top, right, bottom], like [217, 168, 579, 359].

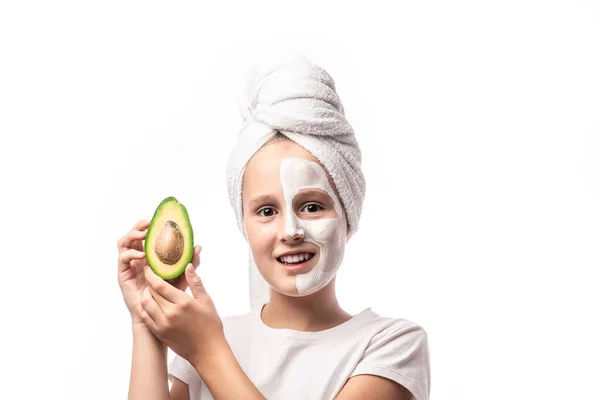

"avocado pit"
[154, 220, 184, 265]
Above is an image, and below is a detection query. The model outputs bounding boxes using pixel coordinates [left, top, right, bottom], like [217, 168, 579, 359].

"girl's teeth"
[280, 252, 312, 264]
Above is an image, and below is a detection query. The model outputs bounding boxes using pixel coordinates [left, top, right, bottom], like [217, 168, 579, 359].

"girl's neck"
[260, 277, 352, 332]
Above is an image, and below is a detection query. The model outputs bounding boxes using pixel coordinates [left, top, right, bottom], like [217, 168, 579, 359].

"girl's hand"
[140, 263, 224, 366]
[117, 219, 201, 325]
[116, 219, 151, 325]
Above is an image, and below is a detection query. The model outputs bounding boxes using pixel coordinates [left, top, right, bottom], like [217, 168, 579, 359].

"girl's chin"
[266, 277, 328, 298]
[267, 277, 301, 297]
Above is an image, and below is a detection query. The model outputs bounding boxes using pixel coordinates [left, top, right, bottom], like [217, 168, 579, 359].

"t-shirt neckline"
[253, 303, 375, 341]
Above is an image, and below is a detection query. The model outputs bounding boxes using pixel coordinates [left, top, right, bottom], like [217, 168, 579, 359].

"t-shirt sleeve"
[350, 320, 431, 400]
[168, 353, 204, 396]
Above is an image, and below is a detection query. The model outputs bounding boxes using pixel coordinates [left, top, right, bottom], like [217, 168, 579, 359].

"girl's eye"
[302, 204, 323, 213]
[258, 207, 277, 217]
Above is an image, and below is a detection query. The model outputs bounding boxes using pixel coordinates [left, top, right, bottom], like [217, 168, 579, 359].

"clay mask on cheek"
[280, 158, 347, 295]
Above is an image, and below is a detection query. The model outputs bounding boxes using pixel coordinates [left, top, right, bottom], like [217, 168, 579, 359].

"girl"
[117, 57, 430, 400]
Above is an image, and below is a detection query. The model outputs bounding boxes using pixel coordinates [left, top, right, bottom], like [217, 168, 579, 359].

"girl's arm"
[335, 375, 413, 400]
[170, 378, 191, 400]
[127, 323, 172, 400]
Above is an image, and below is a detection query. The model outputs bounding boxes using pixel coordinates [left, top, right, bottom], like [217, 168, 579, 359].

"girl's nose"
[281, 213, 304, 242]
[284, 228, 304, 242]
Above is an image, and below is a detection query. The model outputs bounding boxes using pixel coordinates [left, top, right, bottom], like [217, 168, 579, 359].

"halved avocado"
[144, 197, 194, 280]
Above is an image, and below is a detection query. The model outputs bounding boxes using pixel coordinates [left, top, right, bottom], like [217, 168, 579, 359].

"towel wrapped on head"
[225, 56, 366, 309]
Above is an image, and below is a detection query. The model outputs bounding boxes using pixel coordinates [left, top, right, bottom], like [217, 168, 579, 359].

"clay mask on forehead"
[280, 158, 347, 295]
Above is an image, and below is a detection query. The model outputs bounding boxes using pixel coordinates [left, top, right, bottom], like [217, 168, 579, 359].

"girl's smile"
[277, 251, 319, 274]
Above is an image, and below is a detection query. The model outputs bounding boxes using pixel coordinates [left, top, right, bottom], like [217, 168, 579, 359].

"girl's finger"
[141, 286, 164, 326]
[192, 245, 202, 269]
[140, 307, 159, 334]
[132, 219, 151, 230]
[166, 275, 186, 292]
[130, 258, 148, 270]
[148, 284, 174, 309]
[130, 239, 144, 252]
[144, 265, 187, 303]
[118, 249, 146, 272]
[118, 249, 145, 264]
[118, 229, 147, 252]
[185, 263, 210, 300]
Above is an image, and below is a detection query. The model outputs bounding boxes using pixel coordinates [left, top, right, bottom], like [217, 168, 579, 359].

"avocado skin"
[144, 196, 194, 280]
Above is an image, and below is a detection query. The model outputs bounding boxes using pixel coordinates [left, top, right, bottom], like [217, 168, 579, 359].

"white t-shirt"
[168, 306, 430, 400]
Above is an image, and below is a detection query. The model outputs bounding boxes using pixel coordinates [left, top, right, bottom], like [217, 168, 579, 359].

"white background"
[1, 1, 598, 399]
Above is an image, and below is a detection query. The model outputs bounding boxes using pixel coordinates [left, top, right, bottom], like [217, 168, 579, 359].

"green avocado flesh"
[144, 197, 194, 280]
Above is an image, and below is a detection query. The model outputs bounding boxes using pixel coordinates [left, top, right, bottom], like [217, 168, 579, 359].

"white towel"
[225, 56, 366, 309]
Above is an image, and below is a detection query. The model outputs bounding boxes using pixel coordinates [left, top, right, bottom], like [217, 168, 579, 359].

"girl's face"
[242, 140, 348, 297]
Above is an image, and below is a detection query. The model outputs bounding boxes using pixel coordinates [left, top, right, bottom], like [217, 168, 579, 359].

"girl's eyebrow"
[296, 188, 329, 197]
[294, 188, 334, 204]
[249, 194, 275, 207]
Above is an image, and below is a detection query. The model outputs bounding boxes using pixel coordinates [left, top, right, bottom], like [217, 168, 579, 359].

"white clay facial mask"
[280, 158, 347, 295]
